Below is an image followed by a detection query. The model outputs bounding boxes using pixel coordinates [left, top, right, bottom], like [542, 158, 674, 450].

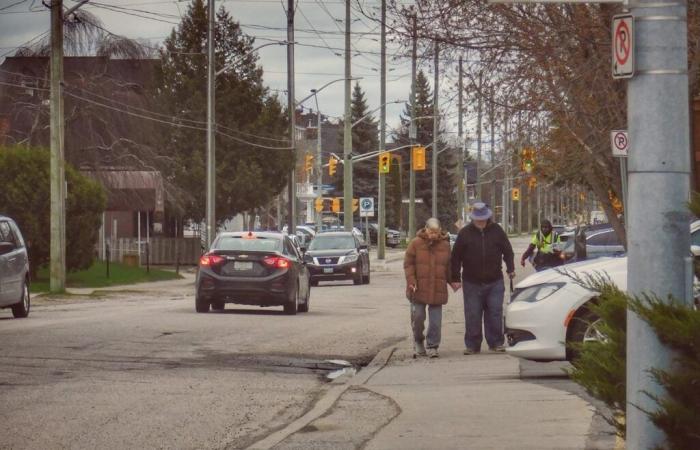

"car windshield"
[309, 235, 356, 250]
[214, 236, 282, 252]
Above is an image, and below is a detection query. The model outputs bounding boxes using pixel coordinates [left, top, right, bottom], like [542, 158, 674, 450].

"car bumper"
[196, 270, 291, 306]
[308, 262, 359, 280]
[386, 235, 400, 246]
[505, 297, 568, 361]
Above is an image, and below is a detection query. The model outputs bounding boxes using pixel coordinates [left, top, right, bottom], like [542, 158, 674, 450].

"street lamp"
[205, 40, 288, 248]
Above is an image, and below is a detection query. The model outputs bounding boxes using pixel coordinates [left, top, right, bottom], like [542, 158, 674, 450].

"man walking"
[404, 218, 452, 358]
[450, 202, 515, 354]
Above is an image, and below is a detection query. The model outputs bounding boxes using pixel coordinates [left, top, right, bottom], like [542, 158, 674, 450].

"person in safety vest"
[520, 219, 562, 271]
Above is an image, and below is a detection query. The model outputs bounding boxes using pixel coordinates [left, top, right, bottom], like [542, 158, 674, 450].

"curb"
[245, 345, 397, 450]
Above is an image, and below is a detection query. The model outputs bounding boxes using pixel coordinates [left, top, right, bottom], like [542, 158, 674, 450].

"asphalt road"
[0, 235, 578, 450]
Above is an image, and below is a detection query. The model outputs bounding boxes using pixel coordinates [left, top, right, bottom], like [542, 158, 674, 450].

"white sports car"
[507, 221, 700, 362]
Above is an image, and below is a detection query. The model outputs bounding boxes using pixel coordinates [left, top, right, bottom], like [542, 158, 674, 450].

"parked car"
[304, 231, 370, 286]
[195, 231, 310, 315]
[0, 215, 30, 318]
[505, 220, 700, 362]
[355, 223, 401, 248]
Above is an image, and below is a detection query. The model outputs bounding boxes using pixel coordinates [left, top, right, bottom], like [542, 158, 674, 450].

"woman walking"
[404, 218, 452, 358]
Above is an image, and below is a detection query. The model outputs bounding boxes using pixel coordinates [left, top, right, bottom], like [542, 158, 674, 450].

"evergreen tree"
[393, 71, 458, 230]
[335, 82, 379, 201]
[155, 0, 292, 223]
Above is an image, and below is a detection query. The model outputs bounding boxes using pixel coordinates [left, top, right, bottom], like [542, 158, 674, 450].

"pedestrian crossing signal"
[379, 152, 391, 174]
[512, 188, 520, 201]
[412, 146, 426, 171]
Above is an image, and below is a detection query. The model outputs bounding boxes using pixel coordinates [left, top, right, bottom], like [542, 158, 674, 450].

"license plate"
[234, 261, 253, 271]
[323, 267, 334, 274]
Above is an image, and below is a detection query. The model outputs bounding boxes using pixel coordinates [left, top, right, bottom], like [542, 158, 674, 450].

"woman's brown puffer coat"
[403, 228, 452, 305]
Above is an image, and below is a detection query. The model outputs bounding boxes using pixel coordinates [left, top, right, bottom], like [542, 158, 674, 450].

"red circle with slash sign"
[615, 20, 631, 66]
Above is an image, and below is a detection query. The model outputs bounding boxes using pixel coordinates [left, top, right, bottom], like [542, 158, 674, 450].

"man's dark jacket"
[451, 222, 515, 284]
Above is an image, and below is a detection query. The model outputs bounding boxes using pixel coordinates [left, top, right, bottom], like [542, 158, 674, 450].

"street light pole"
[431, 40, 439, 219]
[286, 0, 296, 235]
[378, 0, 387, 260]
[205, 0, 215, 248]
[312, 90, 323, 230]
[342, 0, 353, 231]
[408, 14, 417, 239]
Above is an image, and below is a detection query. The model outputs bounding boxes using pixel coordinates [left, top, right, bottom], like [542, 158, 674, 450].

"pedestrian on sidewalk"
[404, 218, 452, 358]
[450, 202, 515, 355]
[520, 219, 562, 271]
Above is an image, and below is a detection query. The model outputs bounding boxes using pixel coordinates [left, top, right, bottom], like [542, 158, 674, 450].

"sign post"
[611, 130, 629, 213]
[359, 197, 374, 245]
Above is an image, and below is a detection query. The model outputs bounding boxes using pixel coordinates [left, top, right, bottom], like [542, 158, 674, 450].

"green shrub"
[0, 145, 106, 274]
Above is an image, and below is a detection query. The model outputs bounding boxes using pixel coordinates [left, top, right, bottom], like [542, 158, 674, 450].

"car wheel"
[353, 265, 363, 285]
[363, 268, 371, 285]
[11, 280, 30, 319]
[284, 284, 299, 315]
[566, 307, 602, 361]
[195, 294, 210, 313]
[211, 301, 225, 311]
[298, 285, 310, 313]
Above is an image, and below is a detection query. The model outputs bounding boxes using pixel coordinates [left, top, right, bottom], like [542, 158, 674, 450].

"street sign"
[611, 130, 629, 157]
[359, 197, 374, 217]
[612, 14, 634, 79]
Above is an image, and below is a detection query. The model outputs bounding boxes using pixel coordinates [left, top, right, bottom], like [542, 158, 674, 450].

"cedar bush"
[0, 145, 106, 275]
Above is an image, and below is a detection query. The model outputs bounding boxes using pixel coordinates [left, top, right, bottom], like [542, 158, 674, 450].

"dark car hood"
[306, 249, 356, 257]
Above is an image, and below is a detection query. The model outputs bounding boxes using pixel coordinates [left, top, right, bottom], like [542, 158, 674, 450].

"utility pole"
[377, 0, 387, 259]
[286, 0, 296, 234]
[502, 104, 509, 232]
[431, 39, 439, 219]
[489, 87, 496, 211]
[626, 1, 691, 441]
[475, 73, 483, 199]
[342, 0, 353, 231]
[457, 57, 465, 223]
[408, 14, 417, 239]
[205, 0, 216, 248]
[517, 177, 522, 235]
[314, 96, 322, 230]
[50, 0, 66, 292]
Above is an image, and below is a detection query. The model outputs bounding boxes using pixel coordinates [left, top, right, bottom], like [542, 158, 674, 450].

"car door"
[290, 238, 309, 299]
[284, 237, 305, 298]
[0, 221, 21, 305]
[586, 230, 611, 259]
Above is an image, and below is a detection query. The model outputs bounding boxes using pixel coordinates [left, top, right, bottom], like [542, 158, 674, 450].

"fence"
[99, 237, 202, 266]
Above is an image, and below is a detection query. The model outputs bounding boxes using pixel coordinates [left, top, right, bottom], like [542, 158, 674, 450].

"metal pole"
[205, 0, 216, 248]
[138, 211, 142, 266]
[517, 178, 522, 235]
[475, 73, 483, 199]
[342, 0, 353, 231]
[377, 0, 387, 259]
[489, 87, 496, 211]
[49, 0, 66, 292]
[502, 106, 509, 231]
[458, 57, 465, 223]
[287, 0, 296, 234]
[408, 14, 417, 239]
[627, 1, 691, 446]
[619, 157, 628, 215]
[431, 40, 439, 218]
[314, 94, 323, 230]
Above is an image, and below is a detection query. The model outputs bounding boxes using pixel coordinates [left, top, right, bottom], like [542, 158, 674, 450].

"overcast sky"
[0, 0, 476, 146]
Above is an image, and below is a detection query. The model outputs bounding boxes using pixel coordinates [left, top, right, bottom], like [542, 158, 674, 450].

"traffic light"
[379, 152, 391, 174]
[328, 157, 338, 176]
[304, 153, 314, 173]
[332, 197, 341, 213]
[512, 188, 520, 201]
[412, 146, 426, 171]
[352, 198, 359, 212]
[527, 177, 537, 190]
[521, 147, 535, 173]
[314, 197, 324, 212]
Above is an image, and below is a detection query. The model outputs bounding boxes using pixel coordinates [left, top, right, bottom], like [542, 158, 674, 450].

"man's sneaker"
[414, 341, 427, 357]
[490, 345, 506, 353]
[427, 348, 439, 358]
[463, 348, 479, 355]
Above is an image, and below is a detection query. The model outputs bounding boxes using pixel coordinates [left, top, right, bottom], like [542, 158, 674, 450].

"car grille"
[315, 257, 340, 265]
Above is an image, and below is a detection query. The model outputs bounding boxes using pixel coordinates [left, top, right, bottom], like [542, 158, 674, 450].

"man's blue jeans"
[462, 279, 506, 351]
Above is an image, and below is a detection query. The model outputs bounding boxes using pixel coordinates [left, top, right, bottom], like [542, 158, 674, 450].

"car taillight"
[263, 256, 290, 269]
[200, 254, 225, 266]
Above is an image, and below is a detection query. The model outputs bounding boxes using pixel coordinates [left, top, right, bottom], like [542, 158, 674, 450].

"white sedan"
[507, 221, 700, 362]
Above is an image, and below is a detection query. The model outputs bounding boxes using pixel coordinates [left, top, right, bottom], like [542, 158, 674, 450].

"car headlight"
[511, 283, 565, 303]
[342, 253, 358, 263]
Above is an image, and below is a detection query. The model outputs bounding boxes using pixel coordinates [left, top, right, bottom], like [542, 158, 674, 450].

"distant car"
[195, 231, 310, 315]
[304, 231, 370, 286]
[0, 216, 30, 318]
[356, 223, 401, 248]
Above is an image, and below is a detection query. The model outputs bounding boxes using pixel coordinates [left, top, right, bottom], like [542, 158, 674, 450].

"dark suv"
[304, 232, 370, 286]
[0, 216, 30, 318]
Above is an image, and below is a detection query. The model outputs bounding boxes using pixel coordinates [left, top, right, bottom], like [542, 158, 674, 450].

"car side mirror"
[0, 242, 15, 256]
[691, 245, 700, 257]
